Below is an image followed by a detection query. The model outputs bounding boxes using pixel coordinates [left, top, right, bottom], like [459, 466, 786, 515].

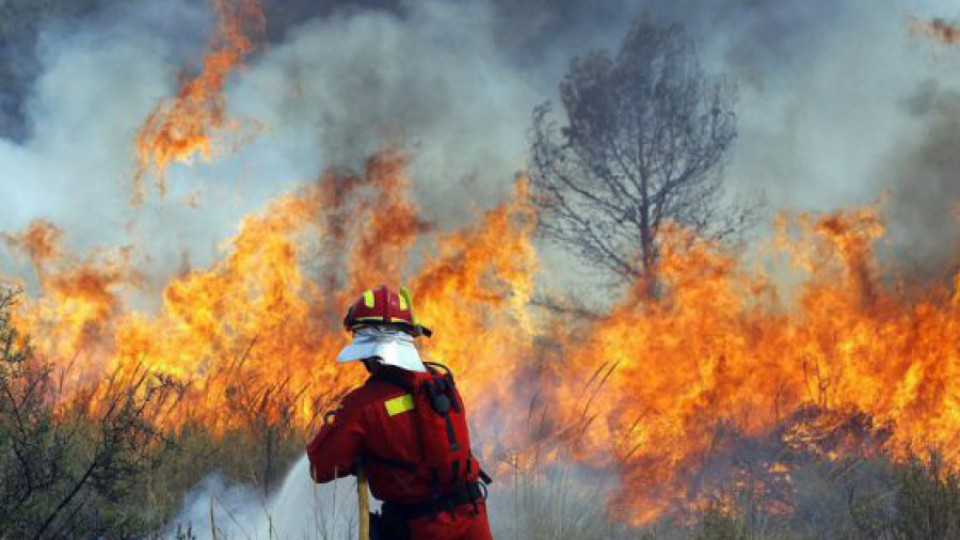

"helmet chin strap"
[362, 358, 382, 374]
[339, 327, 426, 372]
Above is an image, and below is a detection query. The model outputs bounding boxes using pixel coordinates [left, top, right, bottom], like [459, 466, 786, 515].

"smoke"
[1, 0, 548, 287]
[167, 454, 630, 539]
[881, 82, 960, 277]
[230, 0, 539, 228]
[0, 0, 535, 301]
[168, 456, 365, 539]
[4, 0, 960, 287]
[3, 0, 960, 531]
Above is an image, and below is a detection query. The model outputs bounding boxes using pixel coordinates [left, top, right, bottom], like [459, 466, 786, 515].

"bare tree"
[530, 18, 752, 288]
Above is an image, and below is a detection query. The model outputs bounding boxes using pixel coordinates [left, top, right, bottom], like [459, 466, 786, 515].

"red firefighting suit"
[307, 365, 493, 540]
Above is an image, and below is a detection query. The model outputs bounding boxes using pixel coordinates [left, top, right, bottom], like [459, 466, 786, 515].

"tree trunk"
[639, 175, 657, 297]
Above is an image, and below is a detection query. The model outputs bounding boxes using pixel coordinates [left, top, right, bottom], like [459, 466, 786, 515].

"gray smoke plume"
[4, 0, 960, 286]
[882, 81, 960, 277]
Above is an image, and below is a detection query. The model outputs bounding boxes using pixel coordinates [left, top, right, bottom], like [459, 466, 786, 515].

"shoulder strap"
[424, 362, 454, 380]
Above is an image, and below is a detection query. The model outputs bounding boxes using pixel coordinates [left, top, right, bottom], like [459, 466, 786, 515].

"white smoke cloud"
[167, 454, 629, 540]
[168, 456, 365, 539]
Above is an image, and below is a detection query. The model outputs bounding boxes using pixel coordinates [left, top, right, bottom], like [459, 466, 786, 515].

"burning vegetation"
[3, 1, 960, 539]
[6, 155, 960, 535]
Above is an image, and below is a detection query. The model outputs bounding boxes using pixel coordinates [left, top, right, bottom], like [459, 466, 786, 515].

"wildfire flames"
[8, 160, 960, 524]
[5, 2, 960, 529]
[133, 0, 265, 203]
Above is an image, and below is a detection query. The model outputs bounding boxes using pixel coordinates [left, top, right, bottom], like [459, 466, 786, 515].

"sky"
[2, 0, 960, 295]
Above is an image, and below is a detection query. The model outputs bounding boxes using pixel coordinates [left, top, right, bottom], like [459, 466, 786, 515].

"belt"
[381, 481, 487, 522]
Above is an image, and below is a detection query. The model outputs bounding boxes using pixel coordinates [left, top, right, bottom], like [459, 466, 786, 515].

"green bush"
[894, 456, 960, 540]
[0, 289, 178, 538]
[694, 507, 748, 540]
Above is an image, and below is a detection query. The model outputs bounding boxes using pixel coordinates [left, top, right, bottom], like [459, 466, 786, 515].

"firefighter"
[307, 285, 493, 540]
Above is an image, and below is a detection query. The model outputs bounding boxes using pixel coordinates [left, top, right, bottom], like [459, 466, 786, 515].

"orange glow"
[3, 220, 63, 276]
[539, 206, 960, 523]
[6, 3, 960, 527]
[10, 161, 960, 524]
[133, 0, 265, 204]
[5, 220, 139, 376]
[910, 17, 960, 45]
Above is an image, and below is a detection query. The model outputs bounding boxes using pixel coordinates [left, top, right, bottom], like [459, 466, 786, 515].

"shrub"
[0, 288, 180, 538]
[894, 456, 960, 540]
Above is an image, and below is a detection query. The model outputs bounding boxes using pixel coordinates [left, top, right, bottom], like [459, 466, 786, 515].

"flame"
[11, 158, 960, 525]
[538, 206, 960, 524]
[133, 0, 265, 204]
[7, 3, 960, 527]
[910, 17, 960, 45]
[5, 220, 139, 377]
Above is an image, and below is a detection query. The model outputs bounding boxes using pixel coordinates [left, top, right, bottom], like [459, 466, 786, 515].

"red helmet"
[343, 285, 432, 337]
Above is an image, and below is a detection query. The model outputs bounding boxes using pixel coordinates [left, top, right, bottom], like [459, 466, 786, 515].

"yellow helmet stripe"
[400, 286, 414, 310]
[363, 289, 376, 308]
[399, 286, 418, 324]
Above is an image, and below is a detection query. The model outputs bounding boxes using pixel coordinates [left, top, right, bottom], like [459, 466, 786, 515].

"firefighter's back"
[353, 369, 493, 540]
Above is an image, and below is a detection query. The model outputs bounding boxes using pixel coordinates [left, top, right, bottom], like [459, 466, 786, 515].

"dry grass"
[3, 286, 960, 539]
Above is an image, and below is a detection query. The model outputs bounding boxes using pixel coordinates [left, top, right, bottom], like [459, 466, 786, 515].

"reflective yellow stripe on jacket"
[384, 394, 414, 416]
